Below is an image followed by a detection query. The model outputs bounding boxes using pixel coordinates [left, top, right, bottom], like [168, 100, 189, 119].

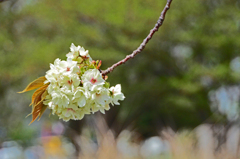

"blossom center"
[68, 80, 73, 85]
[67, 108, 75, 112]
[96, 93, 100, 97]
[66, 67, 70, 71]
[82, 56, 88, 60]
[90, 77, 97, 84]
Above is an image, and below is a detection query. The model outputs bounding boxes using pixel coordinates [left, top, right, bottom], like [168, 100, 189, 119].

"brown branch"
[101, 0, 173, 76]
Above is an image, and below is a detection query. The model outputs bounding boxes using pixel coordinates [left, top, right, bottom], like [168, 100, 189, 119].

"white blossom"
[51, 91, 70, 108]
[67, 43, 92, 61]
[52, 103, 84, 121]
[67, 43, 80, 59]
[60, 74, 80, 90]
[91, 103, 110, 114]
[110, 84, 125, 105]
[82, 69, 105, 91]
[41, 43, 125, 122]
[72, 87, 87, 107]
[92, 87, 110, 106]
[45, 58, 61, 84]
[59, 58, 80, 74]
[45, 58, 80, 85]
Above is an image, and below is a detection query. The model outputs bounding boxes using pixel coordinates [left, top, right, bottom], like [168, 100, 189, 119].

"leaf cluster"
[18, 76, 48, 124]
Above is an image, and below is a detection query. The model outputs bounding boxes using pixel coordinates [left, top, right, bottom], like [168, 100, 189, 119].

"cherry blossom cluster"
[43, 43, 125, 121]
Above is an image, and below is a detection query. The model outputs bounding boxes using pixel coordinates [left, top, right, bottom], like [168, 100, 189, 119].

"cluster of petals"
[43, 43, 125, 121]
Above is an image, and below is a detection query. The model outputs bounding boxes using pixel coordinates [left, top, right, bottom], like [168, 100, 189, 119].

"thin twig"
[101, 0, 173, 76]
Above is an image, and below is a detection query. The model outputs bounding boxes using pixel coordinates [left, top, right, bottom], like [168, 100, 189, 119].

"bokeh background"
[1, 0, 240, 158]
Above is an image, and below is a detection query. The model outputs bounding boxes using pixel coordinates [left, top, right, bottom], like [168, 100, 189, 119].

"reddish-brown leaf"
[29, 90, 48, 124]
[104, 75, 108, 80]
[33, 86, 47, 107]
[29, 101, 44, 124]
[18, 76, 47, 93]
[38, 105, 48, 121]
[96, 60, 102, 69]
[30, 84, 48, 106]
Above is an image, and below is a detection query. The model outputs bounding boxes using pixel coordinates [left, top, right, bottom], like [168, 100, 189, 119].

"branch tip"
[101, 0, 173, 76]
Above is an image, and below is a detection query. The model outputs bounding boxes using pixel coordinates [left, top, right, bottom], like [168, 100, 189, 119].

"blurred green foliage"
[0, 0, 240, 141]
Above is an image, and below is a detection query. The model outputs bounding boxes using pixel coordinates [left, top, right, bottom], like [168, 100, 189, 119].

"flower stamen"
[90, 78, 97, 84]
[68, 80, 73, 85]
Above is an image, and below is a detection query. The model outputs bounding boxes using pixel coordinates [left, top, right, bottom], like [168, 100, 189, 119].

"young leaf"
[18, 76, 47, 93]
[29, 90, 48, 124]
[30, 84, 48, 106]
[96, 60, 102, 69]
[103, 75, 108, 80]
[38, 105, 48, 121]
[32, 89, 47, 110]
[29, 101, 45, 124]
